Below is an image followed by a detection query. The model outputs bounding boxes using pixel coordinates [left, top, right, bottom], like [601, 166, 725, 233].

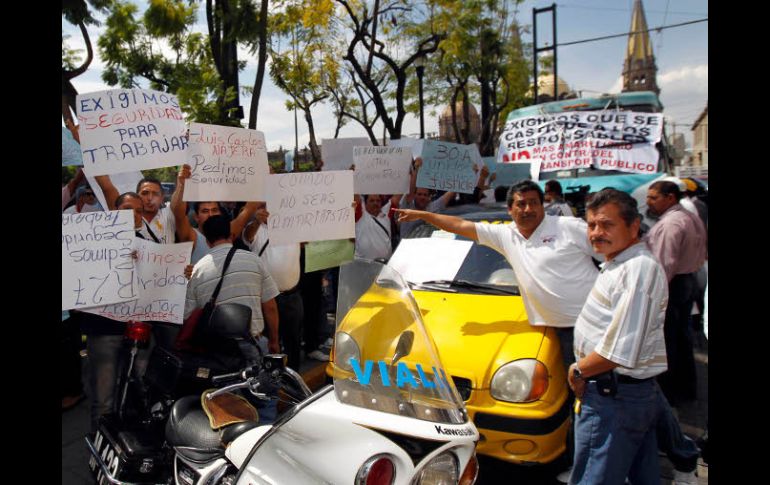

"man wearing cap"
[645, 180, 707, 406]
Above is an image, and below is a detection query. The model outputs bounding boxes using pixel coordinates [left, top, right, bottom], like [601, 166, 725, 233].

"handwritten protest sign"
[321, 137, 372, 171]
[84, 240, 193, 324]
[497, 110, 664, 175]
[305, 239, 355, 273]
[265, 171, 355, 245]
[86, 171, 143, 212]
[76, 88, 187, 175]
[352, 146, 412, 194]
[183, 123, 269, 201]
[416, 140, 478, 194]
[389, 137, 424, 159]
[62, 127, 83, 166]
[62, 210, 136, 311]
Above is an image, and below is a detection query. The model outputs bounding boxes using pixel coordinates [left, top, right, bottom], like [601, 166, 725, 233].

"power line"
[557, 18, 707, 48]
[557, 4, 707, 16]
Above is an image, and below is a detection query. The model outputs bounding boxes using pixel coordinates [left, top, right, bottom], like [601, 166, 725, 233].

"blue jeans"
[657, 388, 699, 472]
[571, 379, 660, 485]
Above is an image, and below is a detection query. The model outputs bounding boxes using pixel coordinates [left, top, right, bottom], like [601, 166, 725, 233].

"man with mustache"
[567, 189, 668, 484]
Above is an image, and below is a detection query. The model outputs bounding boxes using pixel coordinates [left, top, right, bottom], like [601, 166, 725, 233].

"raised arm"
[231, 202, 257, 241]
[93, 174, 120, 210]
[395, 209, 478, 241]
[171, 164, 196, 243]
[405, 157, 422, 204]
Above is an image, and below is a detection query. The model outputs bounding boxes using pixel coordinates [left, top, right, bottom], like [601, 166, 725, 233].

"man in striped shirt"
[567, 189, 669, 485]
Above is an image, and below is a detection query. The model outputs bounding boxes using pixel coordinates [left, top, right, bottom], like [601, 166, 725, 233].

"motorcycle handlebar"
[211, 365, 259, 386]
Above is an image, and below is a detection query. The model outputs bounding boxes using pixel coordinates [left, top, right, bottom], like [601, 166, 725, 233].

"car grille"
[451, 376, 472, 401]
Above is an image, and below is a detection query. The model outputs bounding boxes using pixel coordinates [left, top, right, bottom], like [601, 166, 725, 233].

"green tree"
[269, 0, 339, 163]
[62, 0, 114, 125]
[98, 0, 234, 124]
[430, 0, 531, 155]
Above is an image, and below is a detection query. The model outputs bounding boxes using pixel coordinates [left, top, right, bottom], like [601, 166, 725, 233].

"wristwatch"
[572, 364, 583, 381]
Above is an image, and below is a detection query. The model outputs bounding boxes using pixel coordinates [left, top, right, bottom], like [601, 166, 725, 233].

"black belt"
[587, 372, 653, 385]
[278, 285, 300, 296]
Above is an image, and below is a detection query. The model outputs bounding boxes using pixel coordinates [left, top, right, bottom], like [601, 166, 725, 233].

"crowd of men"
[63, 120, 708, 484]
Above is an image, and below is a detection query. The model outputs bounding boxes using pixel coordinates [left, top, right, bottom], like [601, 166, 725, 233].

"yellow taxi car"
[328, 203, 572, 465]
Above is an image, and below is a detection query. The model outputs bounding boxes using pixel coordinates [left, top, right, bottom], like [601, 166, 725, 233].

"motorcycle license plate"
[88, 429, 125, 485]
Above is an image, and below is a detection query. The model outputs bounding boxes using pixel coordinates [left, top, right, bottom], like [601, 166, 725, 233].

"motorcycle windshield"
[333, 260, 468, 425]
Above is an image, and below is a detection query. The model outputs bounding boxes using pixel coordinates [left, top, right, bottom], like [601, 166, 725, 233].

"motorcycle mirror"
[390, 331, 414, 367]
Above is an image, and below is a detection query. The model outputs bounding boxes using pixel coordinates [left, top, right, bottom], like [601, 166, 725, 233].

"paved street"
[63, 331, 707, 484]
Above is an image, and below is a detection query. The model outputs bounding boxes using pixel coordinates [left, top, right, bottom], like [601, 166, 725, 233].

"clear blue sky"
[62, 0, 707, 151]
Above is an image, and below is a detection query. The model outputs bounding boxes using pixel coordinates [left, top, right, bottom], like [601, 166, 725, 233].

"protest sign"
[416, 140, 478, 194]
[86, 171, 143, 212]
[305, 239, 355, 273]
[321, 137, 372, 171]
[183, 123, 269, 201]
[497, 110, 664, 175]
[62, 210, 136, 311]
[389, 137, 424, 159]
[387, 238, 473, 284]
[84, 240, 193, 324]
[265, 171, 355, 245]
[481, 157, 530, 188]
[76, 88, 187, 175]
[62, 127, 83, 166]
[352, 146, 412, 194]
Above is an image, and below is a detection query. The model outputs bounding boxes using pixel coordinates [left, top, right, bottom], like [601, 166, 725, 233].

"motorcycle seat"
[165, 396, 260, 463]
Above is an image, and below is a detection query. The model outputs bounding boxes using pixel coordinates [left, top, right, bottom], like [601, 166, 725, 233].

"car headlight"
[490, 359, 549, 403]
[416, 452, 458, 485]
[334, 332, 361, 372]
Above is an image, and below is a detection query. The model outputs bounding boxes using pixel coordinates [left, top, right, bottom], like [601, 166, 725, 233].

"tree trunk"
[62, 21, 93, 124]
[304, 107, 321, 164]
[249, 0, 269, 129]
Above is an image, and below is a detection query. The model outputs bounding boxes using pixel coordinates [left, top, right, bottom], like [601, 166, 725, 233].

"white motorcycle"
[88, 259, 480, 485]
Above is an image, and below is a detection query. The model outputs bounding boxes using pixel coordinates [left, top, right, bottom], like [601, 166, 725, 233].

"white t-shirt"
[139, 206, 177, 244]
[245, 223, 301, 291]
[475, 216, 599, 328]
[355, 200, 393, 260]
[544, 201, 574, 217]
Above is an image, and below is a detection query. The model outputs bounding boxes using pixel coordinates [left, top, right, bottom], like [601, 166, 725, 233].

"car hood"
[412, 290, 545, 390]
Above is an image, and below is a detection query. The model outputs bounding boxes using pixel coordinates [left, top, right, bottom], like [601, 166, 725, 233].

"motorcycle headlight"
[416, 452, 458, 485]
[490, 359, 549, 403]
[334, 332, 361, 372]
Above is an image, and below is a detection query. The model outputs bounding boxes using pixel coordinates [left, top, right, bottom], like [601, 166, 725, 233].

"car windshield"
[333, 260, 469, 425]
[395, 214, 519, 295]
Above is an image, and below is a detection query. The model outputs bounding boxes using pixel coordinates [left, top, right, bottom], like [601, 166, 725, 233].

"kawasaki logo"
[434, 425, 474, 437]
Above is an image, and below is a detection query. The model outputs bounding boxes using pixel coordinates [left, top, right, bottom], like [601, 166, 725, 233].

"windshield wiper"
[412, 279, 520, 296]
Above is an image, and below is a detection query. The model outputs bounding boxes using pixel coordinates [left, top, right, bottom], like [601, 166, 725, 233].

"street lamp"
[414, 55, 425, 139]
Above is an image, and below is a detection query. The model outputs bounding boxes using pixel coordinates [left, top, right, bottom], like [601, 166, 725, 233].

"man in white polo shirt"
[397, 179, 598, 369]
[567, 189, 668, 484]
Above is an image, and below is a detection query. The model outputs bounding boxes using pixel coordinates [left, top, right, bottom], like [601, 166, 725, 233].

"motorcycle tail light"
[459, 453, 479, 485]
[355, 455, 395, 485]
[125, 321, 152, 343]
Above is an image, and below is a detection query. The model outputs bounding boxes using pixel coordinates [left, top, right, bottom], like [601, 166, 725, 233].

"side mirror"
[390, 331, 414, 366]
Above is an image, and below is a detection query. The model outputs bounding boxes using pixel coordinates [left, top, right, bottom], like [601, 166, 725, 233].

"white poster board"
[321, 137, 372, 171]
[62, 210, 136, 310]
[389, 137, 424, 159]
[352, 146, 412, 194]
[76, 88, 188, 175]
[83, 240, 193, 324]
[497, 110, 664, 174]
[387, 238, 473, 284]
[416, 140, 478, 194]
[265, 171, 355, 244]
[183, 123, 269, 201]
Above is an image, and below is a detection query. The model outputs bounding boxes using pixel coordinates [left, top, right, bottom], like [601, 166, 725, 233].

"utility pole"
[533, 3, 558, 104]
